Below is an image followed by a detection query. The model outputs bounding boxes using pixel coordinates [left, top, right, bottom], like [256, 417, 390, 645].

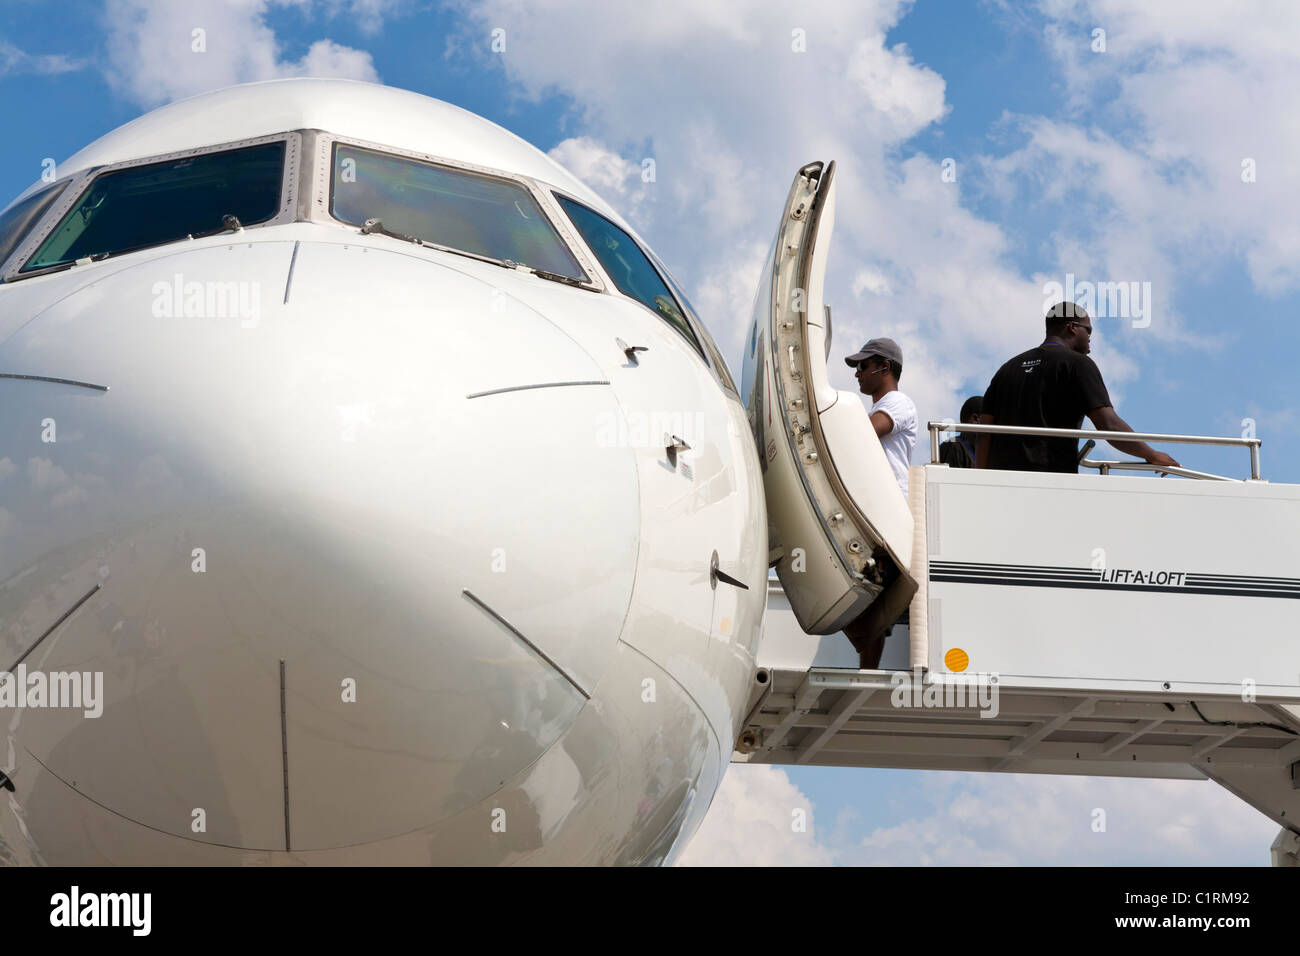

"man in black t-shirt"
[976, 302, 1180, 473]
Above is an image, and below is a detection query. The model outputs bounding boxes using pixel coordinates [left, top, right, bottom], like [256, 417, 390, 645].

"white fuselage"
[0, 80, 767, 865]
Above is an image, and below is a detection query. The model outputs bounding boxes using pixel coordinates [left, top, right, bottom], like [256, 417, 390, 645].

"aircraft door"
[740, 160, 916, 636]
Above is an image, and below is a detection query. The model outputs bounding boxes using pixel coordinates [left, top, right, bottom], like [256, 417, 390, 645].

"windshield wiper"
[360, 217, 403, 238]
[16, 215, 247, 281]
[187, 214, 248, 242]
[357, 217, 517, 270]
[529, 268, 590, 289]
[34, 251, 112, 275]
[354, 218, 589, 288]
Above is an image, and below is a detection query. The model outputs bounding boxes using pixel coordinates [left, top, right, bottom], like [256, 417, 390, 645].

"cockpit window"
[21, 142, 285, 274]
[555, 195, 703, 355]
[0, 181, 67, 274]
[330, 144, 586, 280]
[646, 247, 738, 394]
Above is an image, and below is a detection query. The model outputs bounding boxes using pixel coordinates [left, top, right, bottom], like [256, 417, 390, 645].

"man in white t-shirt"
[841, 336, 918, 670]
[844, 337, 917, 500]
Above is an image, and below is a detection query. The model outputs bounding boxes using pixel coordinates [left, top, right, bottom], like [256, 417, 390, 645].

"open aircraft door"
[740, 160, 917, 638]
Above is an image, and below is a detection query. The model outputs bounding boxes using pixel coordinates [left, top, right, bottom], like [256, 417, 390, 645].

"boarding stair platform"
[738, 158, 1300, 864]
[735, 438, 1300, 867]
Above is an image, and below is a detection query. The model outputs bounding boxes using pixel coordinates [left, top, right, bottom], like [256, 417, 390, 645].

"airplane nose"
[0, 240, 639, 853]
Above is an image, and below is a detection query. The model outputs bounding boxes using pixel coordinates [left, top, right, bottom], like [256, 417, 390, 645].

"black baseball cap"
[845, 337, 903, 367]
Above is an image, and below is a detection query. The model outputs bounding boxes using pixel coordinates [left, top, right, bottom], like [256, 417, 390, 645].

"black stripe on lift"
[931, 564, 1300, 599]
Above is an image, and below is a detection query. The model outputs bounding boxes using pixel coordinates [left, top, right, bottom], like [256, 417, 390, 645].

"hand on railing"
[1145, 451, 1180, 476]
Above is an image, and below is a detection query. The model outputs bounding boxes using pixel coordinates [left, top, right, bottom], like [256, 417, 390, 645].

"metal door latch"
[666, 434, 691, 466]
[616, 337, 649, 365]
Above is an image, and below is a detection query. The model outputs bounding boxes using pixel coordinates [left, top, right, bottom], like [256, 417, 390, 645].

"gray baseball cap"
[845, 337, 903, 367]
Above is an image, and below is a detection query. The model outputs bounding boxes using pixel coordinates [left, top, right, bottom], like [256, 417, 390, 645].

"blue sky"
[2, 0, 1292, 864]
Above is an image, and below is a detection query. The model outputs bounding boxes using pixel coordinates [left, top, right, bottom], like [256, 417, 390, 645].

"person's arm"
[975, 412, 995, 468]
[1086, 406, 1180, 469]
[869, 411, 893, 438]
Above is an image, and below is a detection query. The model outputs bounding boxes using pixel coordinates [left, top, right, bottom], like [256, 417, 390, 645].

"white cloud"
[229, 0, 410, 36]
[547, 136, 651, 222]
[450, 0, 1300, 436]
[26, 456, 88, 510]
[102, 0, 383, 108]
[675, 764, 836, 865]
[679, 767, 1278, 865]
[451, 0, 1030, 426]
[853, 267, 894, 297]
[334, 0, 411, 37]
[840, 772, 1279, 866]
[845, 37, 949, 139]
[983, 0, 1300, 332]
[292, 36, 379, 79]
[0, 457, 15, 482]
[26, 456, 68, 490]
[50, 485, 89, 510]
[0, 39, 86, 77]
[691, 238, 771, 361]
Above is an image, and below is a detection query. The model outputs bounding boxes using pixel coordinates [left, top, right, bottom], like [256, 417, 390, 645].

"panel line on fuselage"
[0, 373, 109, 392]
[283, 240, 301, 304]
[9, 583, 102, 671]
[465, 380, 609, 399]
[461, 589, 591, 699]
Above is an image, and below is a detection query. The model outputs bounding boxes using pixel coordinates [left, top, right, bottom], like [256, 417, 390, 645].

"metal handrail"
[927, 421, 1262, 480]
[1079, 459, 1239, 482]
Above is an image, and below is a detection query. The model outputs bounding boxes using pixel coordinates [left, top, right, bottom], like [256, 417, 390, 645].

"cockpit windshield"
[329, 143, 586, 280]
[555, 195, 704, 355]
[21, 141, 286, 273]
[0, 181, 67, 273]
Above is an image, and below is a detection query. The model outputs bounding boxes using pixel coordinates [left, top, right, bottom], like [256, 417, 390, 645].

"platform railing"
[926, 421, 1262, 481]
